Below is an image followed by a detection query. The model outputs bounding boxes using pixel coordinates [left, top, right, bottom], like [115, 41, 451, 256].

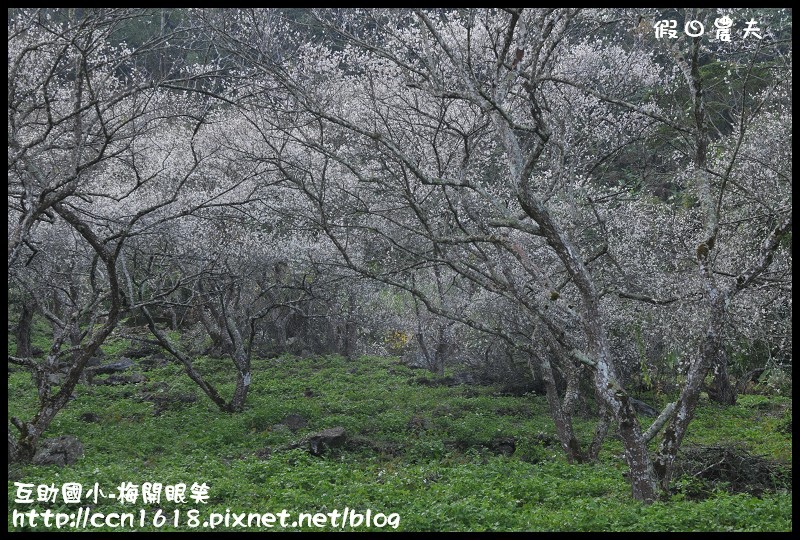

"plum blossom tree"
[7, 8, 790, 502]
[120, 105, 370, 412]
[7, 8, 238, 461]
[621, 7, 792, 489]
[212, 7, 790, 501]
[209, 7, 660, 499]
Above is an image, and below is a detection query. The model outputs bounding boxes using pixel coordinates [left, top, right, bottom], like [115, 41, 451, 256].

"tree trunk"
[11, 325, 114, 463]
[519, 194, 658, 502]
[343, 292, 358, 359]
[224, 311, 251, 413]
[536, 356, 585, 463]
[15, 300, 35, 358]
[655, 292, 725, 490]
[199, 305, 227, 355]
[592, 348, 658, 502]
[229, 369, 250, 413]
[141, 306, 232, 413]
[708, 360, 737, 405]
[587, 407, 610, 461]
[681, 32, 736, 409]
[10, 203, 123, 463]
[434, 324, 449, 377]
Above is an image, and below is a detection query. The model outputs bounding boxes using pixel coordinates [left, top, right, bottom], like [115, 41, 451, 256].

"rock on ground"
[308, 427, 346, 456]
[32, 436, 84, 467]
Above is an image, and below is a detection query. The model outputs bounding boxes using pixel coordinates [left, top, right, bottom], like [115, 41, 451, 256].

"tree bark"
[518, 194, 658, 501]
[229, 368, 250, 413]
[224, 310, 251, 413]
[14, 300, 35, 358]
[434, 325, 449, 377]
[682, 29, 737, 408]
[9, 203, 122, 463]
[654, 292, 724, 490]
[535, 355, 585, 463]
[708, 360, 737, 405]
[343, 291, 358, 359]
[142, 306, 233, 413]
[587, 407, 610, 461]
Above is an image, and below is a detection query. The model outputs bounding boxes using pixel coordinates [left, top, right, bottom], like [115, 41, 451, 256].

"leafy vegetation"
[7, 7, 792, 528]
[7, 342, 791, 532]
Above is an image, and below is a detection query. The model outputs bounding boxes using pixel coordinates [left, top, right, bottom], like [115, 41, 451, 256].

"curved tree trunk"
[9, 204, 122, 463]
[519, 191, 658, 502]
[229, 369, 250, 413]
[142, 306, 233, 413]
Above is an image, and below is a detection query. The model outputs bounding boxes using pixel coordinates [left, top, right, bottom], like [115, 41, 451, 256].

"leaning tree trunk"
[654, 289, 726, 490]
[708, 358, 737, 405]
[229, 368, 250, 413]
[587, 407, 611, 462]
[587, 322, 658, 502]
[199, 304, 227, 356]
[136, 295, 251, 415]
[535, 355, 586, 463]
[140, 305, 233, 413]
[522, 194, 658, 502]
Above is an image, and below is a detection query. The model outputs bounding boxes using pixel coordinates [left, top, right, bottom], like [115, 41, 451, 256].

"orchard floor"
[7, 352, 792, 532]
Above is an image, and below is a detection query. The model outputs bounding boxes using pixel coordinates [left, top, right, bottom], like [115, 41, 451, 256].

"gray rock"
[308, 427, 346, 456]
[32, 436, 84, 467]
[88, 358, 135, 378]
[93, 373, 146, 386]
[122, 343, 160, 359]
[107, 357, 135, 370]
[488, 436, 516, 457]
[282, 414, 308, 432]
[138, 353, 168, 371]
[403, 352, 430, 370]
[140, 390, 197, 416]
[630, 398, 658, 418]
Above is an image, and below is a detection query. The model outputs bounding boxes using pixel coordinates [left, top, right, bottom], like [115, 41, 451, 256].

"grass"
[7, 345, 793, 532]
